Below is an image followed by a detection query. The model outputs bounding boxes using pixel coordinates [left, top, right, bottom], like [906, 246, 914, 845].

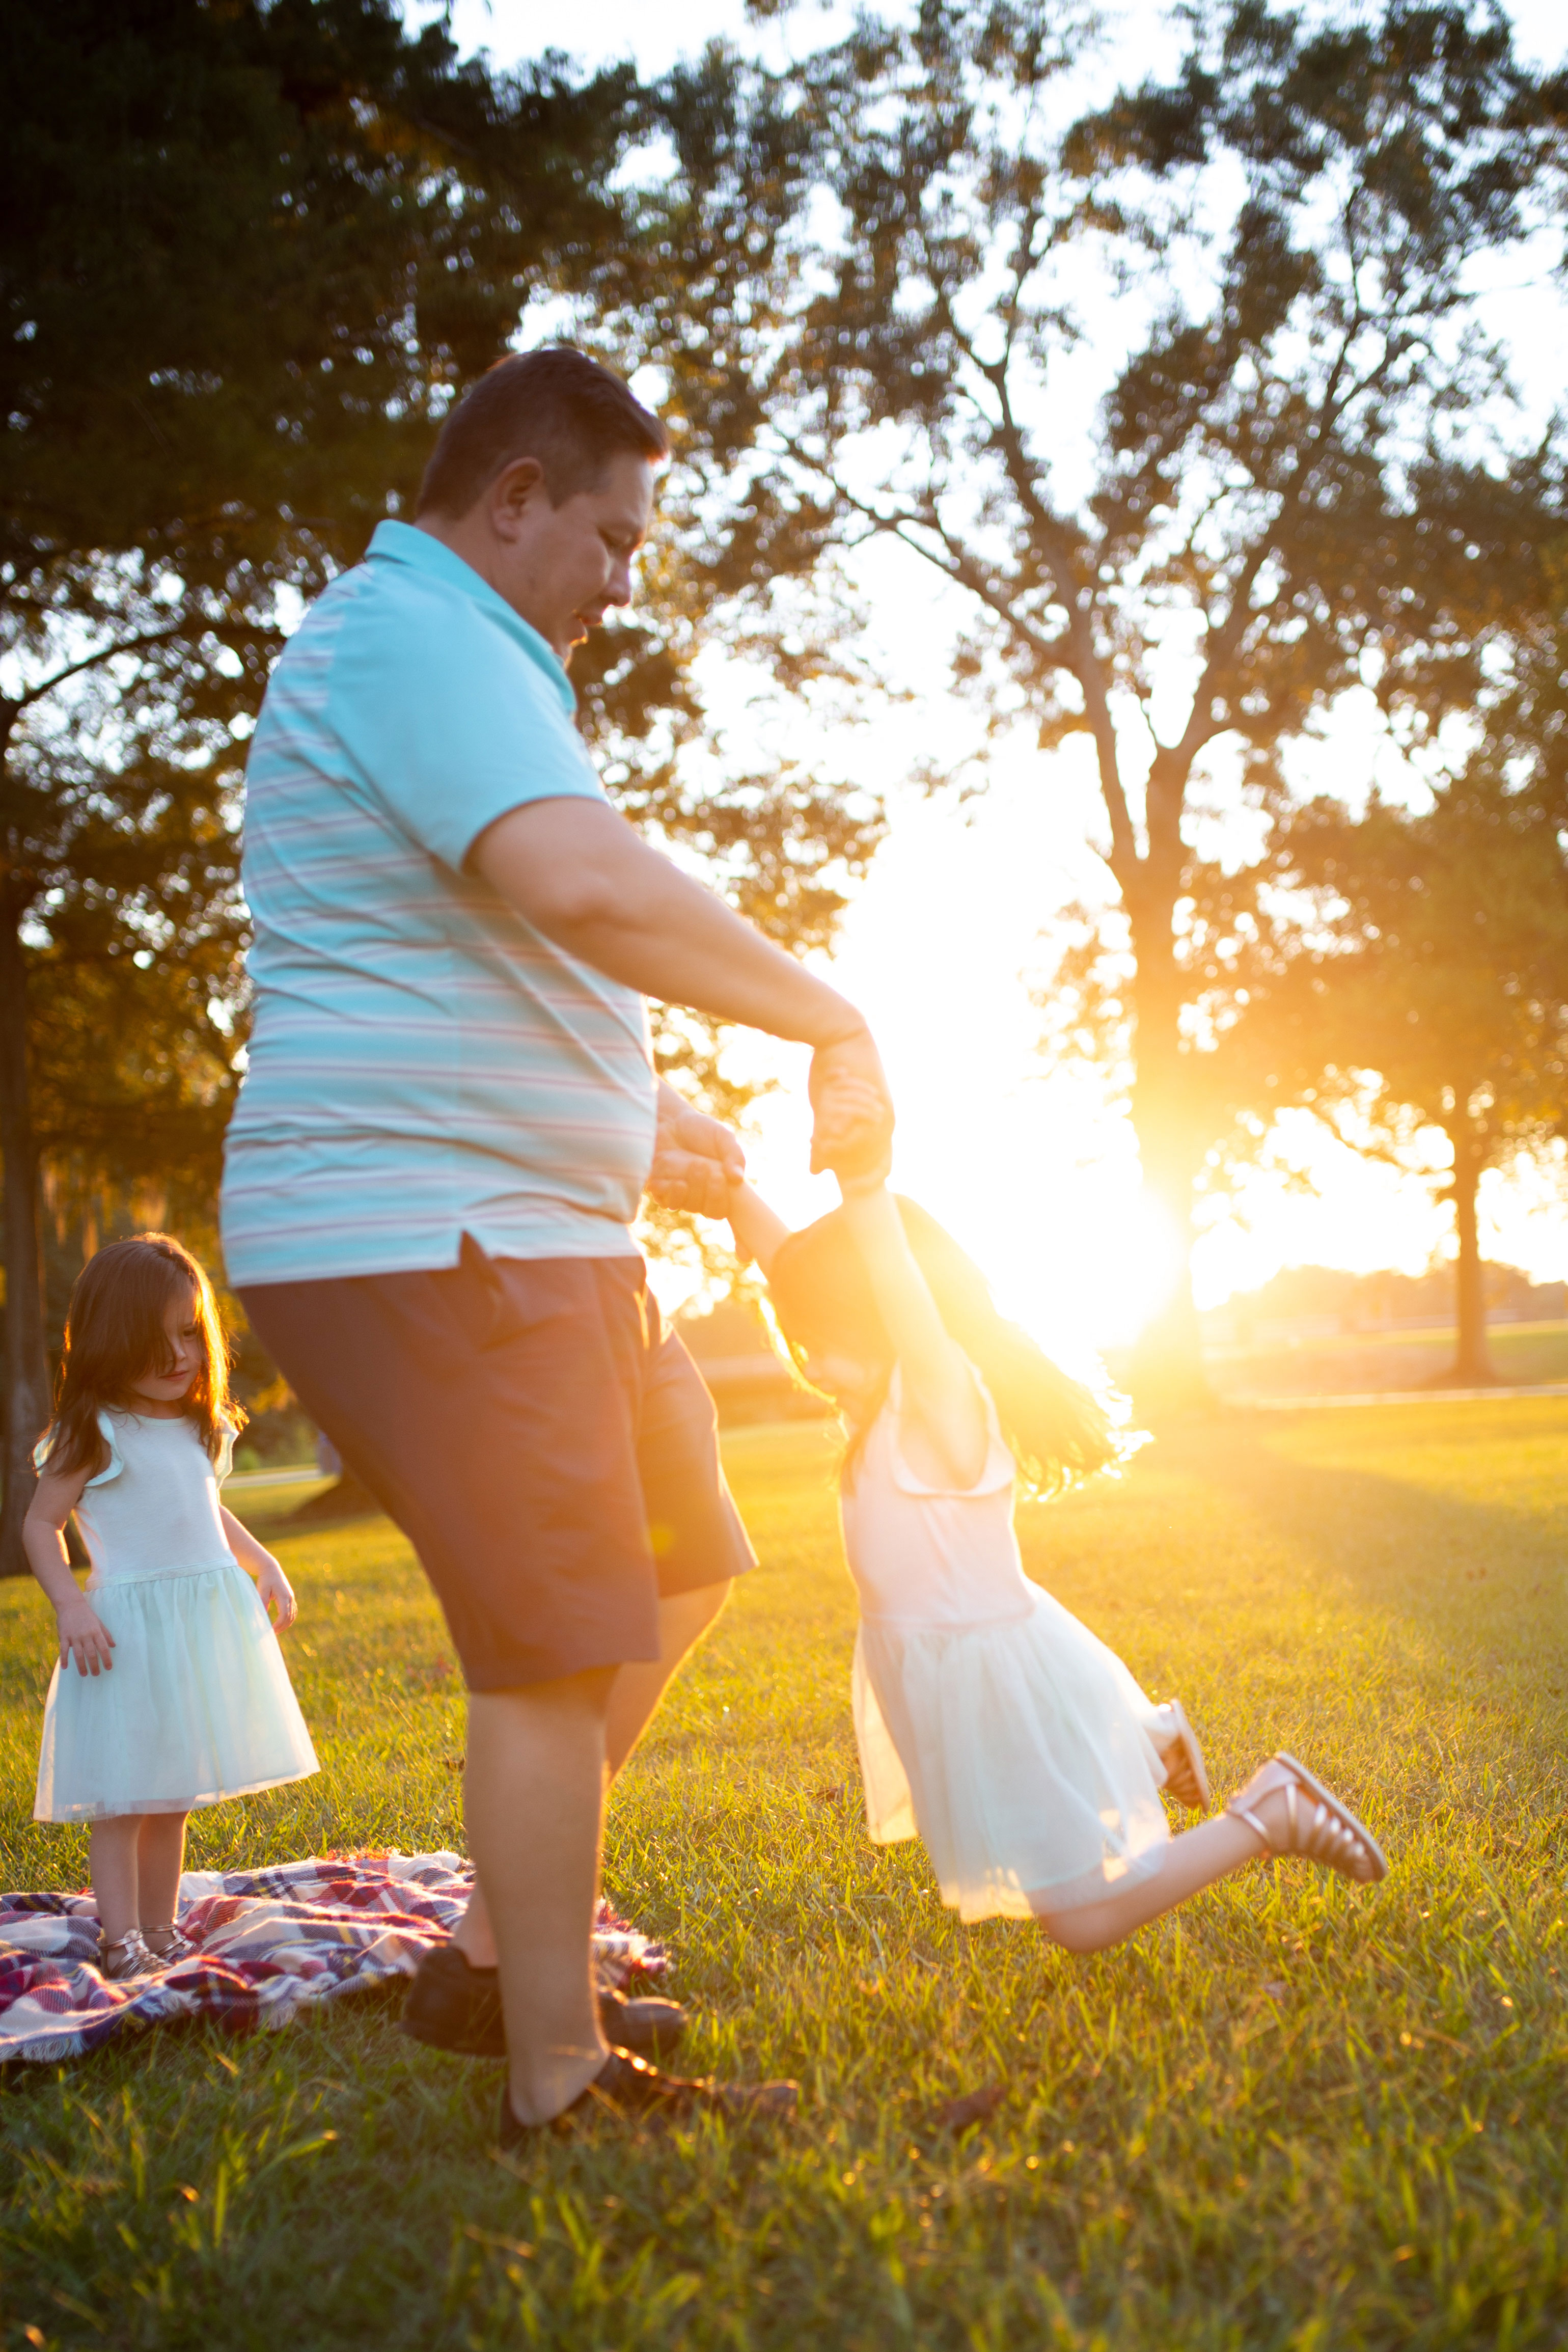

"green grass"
[2, 1402, 1567, 2349]
[1205, 1318, 1568, 1398]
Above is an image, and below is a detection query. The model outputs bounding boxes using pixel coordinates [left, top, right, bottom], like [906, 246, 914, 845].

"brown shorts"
[239, 1238, 755, 1690]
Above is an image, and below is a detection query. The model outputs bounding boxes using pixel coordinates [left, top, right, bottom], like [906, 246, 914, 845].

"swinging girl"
[724, 1088, 1387, 1948]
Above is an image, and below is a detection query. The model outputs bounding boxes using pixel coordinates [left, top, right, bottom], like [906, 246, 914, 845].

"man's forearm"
[473, 800, 866, 1047]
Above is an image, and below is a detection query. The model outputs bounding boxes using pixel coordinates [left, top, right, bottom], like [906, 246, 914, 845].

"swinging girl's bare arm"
[822, 1079, 988, 1487]
[725, 1178, 793, 1277]
[837, 1179, 988, 1488]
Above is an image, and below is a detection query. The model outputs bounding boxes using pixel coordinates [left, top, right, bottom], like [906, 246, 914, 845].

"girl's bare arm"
[838, 1175, 988, 1489]
[725, 1176, 793, 1277]
[218, 1506, 298, 1631]
[23, 1463, 117, 1675]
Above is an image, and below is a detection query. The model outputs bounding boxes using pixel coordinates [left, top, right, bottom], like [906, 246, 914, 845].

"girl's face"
[126, 1285, 204, 1413]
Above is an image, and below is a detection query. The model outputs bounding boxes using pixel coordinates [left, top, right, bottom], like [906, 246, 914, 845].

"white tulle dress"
[33, 1410, 319, 1823]
[840, 1370, 1172, 1921]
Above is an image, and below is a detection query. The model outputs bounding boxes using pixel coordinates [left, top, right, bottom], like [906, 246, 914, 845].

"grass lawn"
[2, 1400, 1566, 2349]
[1204, 1318, 1568, 1399]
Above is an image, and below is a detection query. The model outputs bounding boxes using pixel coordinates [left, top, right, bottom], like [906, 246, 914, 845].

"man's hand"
[647, 1084, 746, 1218]
[809, 1028, 894, 1179]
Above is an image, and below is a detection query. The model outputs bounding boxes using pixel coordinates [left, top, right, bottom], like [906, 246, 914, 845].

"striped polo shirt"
[219, 520, 655, 1287]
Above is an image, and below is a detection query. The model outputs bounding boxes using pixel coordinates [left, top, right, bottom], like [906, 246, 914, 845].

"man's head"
[415, 348, 669, 661]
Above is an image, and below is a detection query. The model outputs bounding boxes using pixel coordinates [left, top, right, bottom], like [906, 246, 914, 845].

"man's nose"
[607, 556, 634, 608]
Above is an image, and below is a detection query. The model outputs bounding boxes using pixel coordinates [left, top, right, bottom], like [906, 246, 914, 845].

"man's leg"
[604, 1577, 730, 1782]
[455, 1581, 730, 1973]
[461, 1666, 616, 2125]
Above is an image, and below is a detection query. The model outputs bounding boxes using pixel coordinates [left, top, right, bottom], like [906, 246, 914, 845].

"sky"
[409, 0, 1568, 1352]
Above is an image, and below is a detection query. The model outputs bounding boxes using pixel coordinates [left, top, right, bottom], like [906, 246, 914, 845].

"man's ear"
[488, 456, 548, 540]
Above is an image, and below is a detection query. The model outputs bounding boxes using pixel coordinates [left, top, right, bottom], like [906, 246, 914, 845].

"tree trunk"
[0, 876, 51, 1575]
[1446, 1122, 1492, 1386]
[1123, 904, 1211, 1414]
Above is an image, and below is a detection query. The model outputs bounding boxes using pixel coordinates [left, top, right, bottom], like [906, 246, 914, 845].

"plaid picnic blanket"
[0, 1851, 666, 2066]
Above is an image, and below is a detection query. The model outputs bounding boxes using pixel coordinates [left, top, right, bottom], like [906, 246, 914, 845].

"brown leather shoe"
[400, 1942, 686, 2061]
[497, 2050, 799, 2143]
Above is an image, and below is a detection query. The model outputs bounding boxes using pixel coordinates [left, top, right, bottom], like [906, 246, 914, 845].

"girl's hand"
[257, 1558, 298, 1633]
[817, 1078, 894, 1192]
[647, 1084, 746, 1217]
[57, 1597, 115, 1678]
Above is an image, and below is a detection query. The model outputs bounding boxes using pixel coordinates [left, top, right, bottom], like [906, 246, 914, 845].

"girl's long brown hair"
[765, 1197, 1122, 1494]
[38, 1234, 243, 1481]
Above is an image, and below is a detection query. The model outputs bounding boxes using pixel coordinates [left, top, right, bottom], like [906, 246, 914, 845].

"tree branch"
[7, 624, 191, 714]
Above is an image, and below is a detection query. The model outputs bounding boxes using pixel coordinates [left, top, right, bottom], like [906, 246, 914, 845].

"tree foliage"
[0, 0, 883, 1565]
[1214, 598, 1568, 1381]
[613, 0, 1567, 1396]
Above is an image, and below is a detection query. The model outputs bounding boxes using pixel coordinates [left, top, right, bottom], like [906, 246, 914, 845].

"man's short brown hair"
[416, 347, 670, 518]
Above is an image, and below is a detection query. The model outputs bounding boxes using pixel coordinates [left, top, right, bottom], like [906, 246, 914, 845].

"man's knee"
[661, 1577, 731, 1656]
[471, 1664, 618, 1726]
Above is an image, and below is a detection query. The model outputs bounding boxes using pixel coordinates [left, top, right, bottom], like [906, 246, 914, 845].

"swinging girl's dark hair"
[765, 1198, 1122, 1494]
[38, 1235, 243, 1481]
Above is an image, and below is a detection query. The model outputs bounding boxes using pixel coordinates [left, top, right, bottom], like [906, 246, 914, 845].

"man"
[220, 347, 891, 2138]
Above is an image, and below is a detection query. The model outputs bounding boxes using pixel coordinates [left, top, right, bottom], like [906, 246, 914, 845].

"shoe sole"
[401, 2011, 505, 2058]
[1274, 1751, 1389, 1883]
[501, 2080, 797, 2146]
[1165, 1701, 1212, 1810]
[400, 2000, 682, 2064]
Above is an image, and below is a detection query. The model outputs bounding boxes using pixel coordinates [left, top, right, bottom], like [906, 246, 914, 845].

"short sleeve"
[885, 1366, 1015, 1498]
[331, 533, 608, 872]
[34, 1412, 124, 1486]
[214, 1422, 237, 1485]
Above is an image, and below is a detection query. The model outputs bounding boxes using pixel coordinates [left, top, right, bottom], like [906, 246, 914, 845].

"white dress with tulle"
[840, 1371, 1171, 1921]
[33, 1410, 319, 1823]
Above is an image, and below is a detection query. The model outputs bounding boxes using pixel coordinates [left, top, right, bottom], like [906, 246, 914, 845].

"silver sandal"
[1151, 1700, 1211, 1810]
[142, 1924, 198, 1965]
[1226, 1752, 1388, 1884]
[99, 1928, 160, 1981]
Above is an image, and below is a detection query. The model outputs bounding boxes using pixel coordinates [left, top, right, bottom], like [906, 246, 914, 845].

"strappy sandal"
[1226, 1753, 1388, 1884]
[142, 1924, 198, 1966]
[99, 1928, 160, 1981]
[1151, 1700, 1211, 1810]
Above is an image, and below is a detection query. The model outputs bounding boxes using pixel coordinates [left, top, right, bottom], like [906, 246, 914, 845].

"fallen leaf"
[933, 2083, 1005, 2131]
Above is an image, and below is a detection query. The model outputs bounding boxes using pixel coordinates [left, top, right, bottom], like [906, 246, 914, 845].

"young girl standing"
[724, 1105, 1386, 1950]
[24, 1235, 319, 1980]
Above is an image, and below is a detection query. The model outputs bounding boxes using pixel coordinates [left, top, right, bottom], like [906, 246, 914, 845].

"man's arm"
[471, 798, 892, 1171]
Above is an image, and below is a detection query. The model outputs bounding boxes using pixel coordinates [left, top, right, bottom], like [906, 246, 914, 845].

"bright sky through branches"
[414, 1, 1568, 1356]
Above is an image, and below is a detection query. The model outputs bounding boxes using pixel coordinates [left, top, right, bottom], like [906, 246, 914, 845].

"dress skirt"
[34, 1562, 319, 1822]
[852, 1582, 1172, 1922]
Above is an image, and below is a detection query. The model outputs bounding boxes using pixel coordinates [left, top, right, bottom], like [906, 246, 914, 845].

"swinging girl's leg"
[135, 1812, 189, 1939]
[89, 1815, 144, 1944]
[1040, 1815, 1261, 1953]
[1039, 1760, 1385, 1954]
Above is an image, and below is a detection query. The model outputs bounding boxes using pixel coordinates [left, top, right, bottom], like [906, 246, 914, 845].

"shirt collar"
[366, 518, 577, 714]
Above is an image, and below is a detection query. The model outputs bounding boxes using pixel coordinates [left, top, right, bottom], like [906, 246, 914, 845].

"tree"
[2, 0, 887, 1564]
[1218, 624, 1568, 1383]
[614, 0, 1566, 1400]
[1, 0, 640, 1569]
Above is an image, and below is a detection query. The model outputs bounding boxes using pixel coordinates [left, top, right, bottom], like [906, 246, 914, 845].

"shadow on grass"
[1190, 1407, 1568, 1695]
